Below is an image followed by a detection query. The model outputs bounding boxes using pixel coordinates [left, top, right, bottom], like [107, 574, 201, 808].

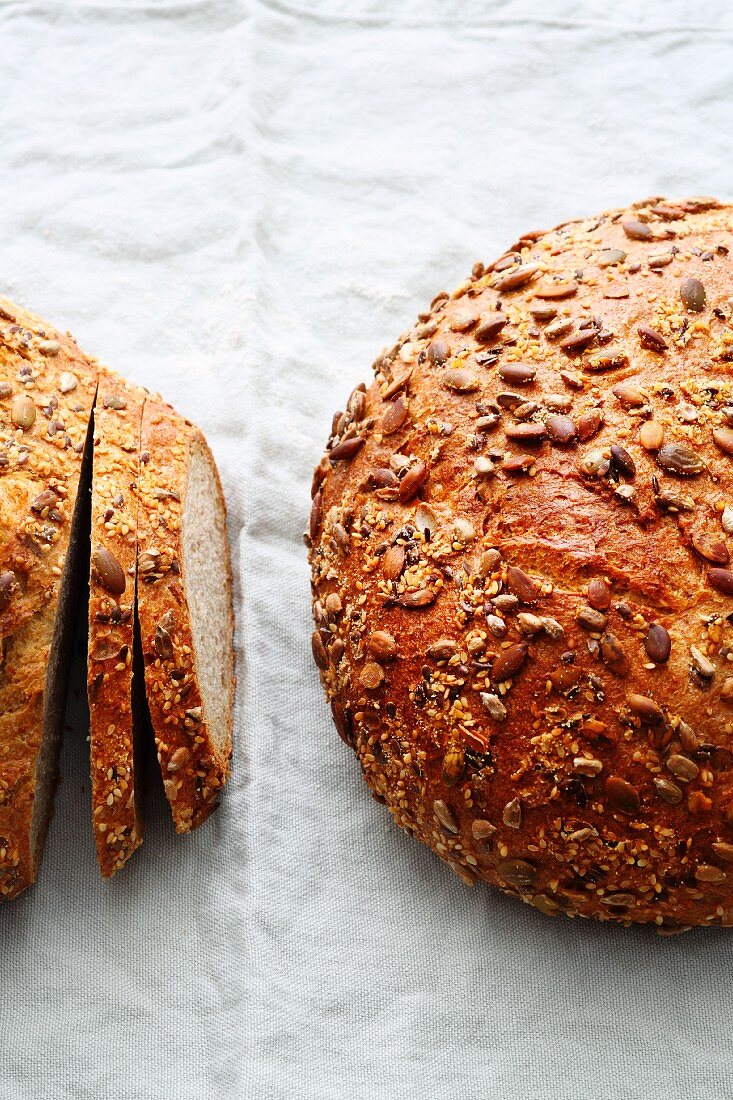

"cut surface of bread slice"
[88, 372, 147, 877]
[0, 298, 98, 898]
[137, 396, 234, 833]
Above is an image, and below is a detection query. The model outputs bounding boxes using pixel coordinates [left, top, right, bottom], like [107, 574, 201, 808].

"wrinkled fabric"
[1, 2, 732, 1097]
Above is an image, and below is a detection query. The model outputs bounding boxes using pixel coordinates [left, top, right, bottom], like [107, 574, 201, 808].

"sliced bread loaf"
[136, 396, 234, 833]
[0, 298, 97, 898]
[88, 372, 148, 877]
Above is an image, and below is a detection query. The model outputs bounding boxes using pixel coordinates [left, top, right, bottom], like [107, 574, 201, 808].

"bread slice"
[136, 396, 234, 833]
[0, 298, 97, 899]
[88, 372, 148, 877]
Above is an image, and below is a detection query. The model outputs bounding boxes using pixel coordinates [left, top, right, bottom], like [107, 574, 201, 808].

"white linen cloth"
[1, 1, 733, 1096]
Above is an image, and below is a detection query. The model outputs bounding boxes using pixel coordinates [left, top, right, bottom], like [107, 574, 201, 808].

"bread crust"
[0, 297, 98, 898]
[137, 396, 233, 833]
[308, 196, 733, 931]
[88, 370, 147, 877]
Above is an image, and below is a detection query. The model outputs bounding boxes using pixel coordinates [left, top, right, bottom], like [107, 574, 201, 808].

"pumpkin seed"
[367, 631, 398, 660]
[442, 368, 479, 393]
[497, 859, 536, 887]
[638, 325, 668, 353]
[598, 248, 627, 267]
[707, 568, 733, 596]
[91, 546, 126, 596]
[604, 775, 640, 814]
[587, 578, 611, 610]
[490, 263, 538, 292]
[475, 312, 507, 344]
[713, 427, 733, 455]
[433, 799, 458, 834]
[656, 443, 705, 477]
[505, 565, 540, 603]
[505, 422, 546, 443]
[600, 632, 629, 675]
[502, 799, 522, 829]
[382, 396, 408, 435]
[622, 220, 652, 240]
[398, 459, 428, 502]
[627, 693, 665, 725]
[533, 279, 578, 299]
[576, 409, 603, 441]
[645, 623, 671, 663]
[680, 277, 706, 312]
[498, 363, 536, 385]
[546, 414, 576, 444]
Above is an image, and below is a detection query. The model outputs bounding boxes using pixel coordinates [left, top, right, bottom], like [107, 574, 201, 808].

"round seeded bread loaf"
[308, 195, 733, 932]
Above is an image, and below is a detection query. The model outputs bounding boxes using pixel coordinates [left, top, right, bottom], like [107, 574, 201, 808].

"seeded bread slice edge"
[88, 371, 148, 878]
[137, 396, 234, 833]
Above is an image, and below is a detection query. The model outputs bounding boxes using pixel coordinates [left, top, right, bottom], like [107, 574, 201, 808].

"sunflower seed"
[382, 544, 406, 579]
[576, 605, 607, 632]
[533, 279, 578, 299]
[397, 588, 437, 609]
[712, 842, 733, 863]
[505, 422, 546, 443]
[503, 799, 522, 829]
[613, 381, 646, 408]
[692, 531, 729, 565]
[433, 799, 458, 834]
[628, 693, 665, 725]
[427, 638, 459, 661]
[545, 317, 574, 341]
[713, 427, 733, 455]
[585, 347, 629, 373]
[329, 436, 365, 462]
[587, 578, 611, 610]
[471, 819, 497, 841]
[690, 645, 716, 676]
[611, 442, 636, 478]
[546, 414, 577, 444]
[654, 777, 683, 804]
[498, 363, 536, 385]
[480, 692, 507, 720]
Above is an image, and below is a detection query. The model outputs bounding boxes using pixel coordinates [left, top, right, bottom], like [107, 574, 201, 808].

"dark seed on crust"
[491, 643, 528, 682]
[427, 338, 450, 365]
[331, 700, 353, 746]
[560, 330, 597, 355]
[505, 566, 540, 604]
[433, 799, 458, 834]
[680, 277, 706, 312]
[656, 443, 705, 477]
[505, 422, 546, 443]
[691, 531, 729, 565]
[329, 436, 365, 462]
[309, 490, 323, 540]
[396, 588, 437, 609]
[576, 606, 607, 632]
[576, 409, 603, 442]
[708, 568, 733, 595]
[490, 263, 538, 292]
[154, 611, 175, 660]
[587, 578, 611, 610]
[546, 414, 577, 444]
[382, 396, 408, 435]
[610, 443, 636, 478]
[605, 775, 640, 814]
[529, 304, 557, 322]
[502, 798, 522, 828]
[628, 693, 665, 725]
[498, 363, 536, 386]
[398, 460, 428, 502]
[91, 546, 126, 596]
[645, 623, 671, 663]
[475, 312, 507, 344]
[638, 325, 668, 352]
[496, 858, 536, 887]
[666, 754, 699, 782]
[712, 842, 733, 863]
[622, 220, 652, 241]
[599, 632, 629, 675]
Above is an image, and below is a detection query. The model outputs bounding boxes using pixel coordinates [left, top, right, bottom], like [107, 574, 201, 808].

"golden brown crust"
[0, 297, 98, 898]
[88, 370, 147, 877]
[137, 397, 232, 833]
[308, 196, 733, 931]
